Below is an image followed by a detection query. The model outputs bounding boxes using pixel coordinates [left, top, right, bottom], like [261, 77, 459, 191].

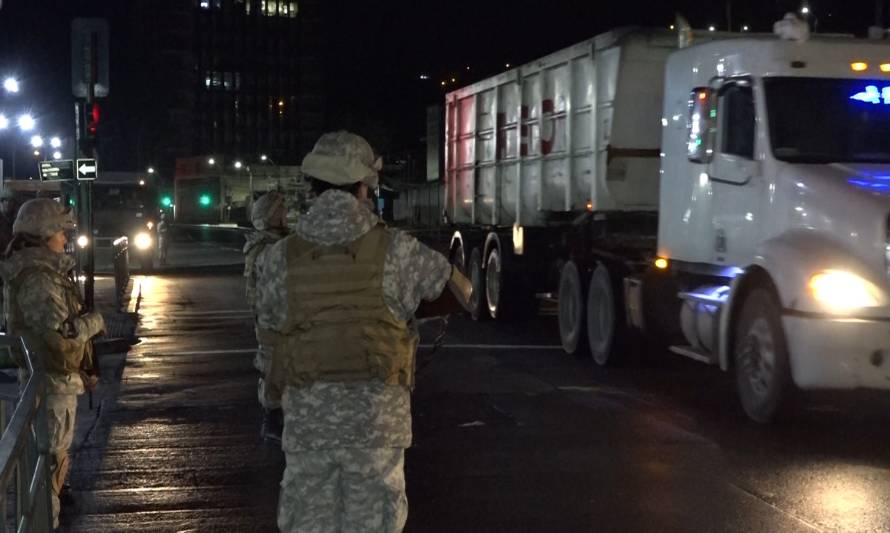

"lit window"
[289, 2, 298, 17]
[245, 0, 251, 14]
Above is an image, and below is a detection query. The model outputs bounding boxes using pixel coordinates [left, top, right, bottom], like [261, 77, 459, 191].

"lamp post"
[234, 160, 253, 220]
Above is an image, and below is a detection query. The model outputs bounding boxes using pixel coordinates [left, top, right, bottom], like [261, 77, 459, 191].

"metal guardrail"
[0, 336, 53, 532]
[111, 237, 130, 312]
[95, 237, 130, 312]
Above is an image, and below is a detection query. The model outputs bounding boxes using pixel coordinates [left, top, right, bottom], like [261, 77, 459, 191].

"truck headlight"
[134, 232, 153, 250]
[808, 270, 885, 311]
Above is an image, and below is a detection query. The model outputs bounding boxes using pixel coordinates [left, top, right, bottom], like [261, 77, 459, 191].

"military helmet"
[251, 191, 287, 231]
[13, 198, 77, 238]
[301, 131, 382, 188]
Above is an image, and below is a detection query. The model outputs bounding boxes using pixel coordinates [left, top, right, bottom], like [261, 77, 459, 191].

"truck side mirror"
[687, 87, 716, 164]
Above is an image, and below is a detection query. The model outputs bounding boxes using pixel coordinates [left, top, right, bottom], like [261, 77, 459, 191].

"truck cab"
[653, 28, 890, 421]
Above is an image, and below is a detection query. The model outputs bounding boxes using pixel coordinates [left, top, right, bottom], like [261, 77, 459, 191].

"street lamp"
[234, 160, 243, 169]
[3, 78, 19, 94]
[139, 179, 146, 186]
[208, 157, 215, 166]
[50, 136, 61, 149]
[29, 135, 43, 148]
[147, 166, 155, 174]
[52, 151, 62, 160]
[17, 114, 34, 131]
[800, 5, 810, 15]
[260, 154, 268, 162]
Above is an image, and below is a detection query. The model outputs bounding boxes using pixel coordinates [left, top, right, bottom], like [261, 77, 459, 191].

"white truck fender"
[717, 229, 882, 371]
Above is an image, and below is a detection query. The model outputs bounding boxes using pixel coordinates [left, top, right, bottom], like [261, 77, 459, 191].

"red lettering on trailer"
[541, 99, 554, 155]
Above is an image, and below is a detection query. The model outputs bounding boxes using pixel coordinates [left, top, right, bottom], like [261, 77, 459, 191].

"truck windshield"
[764, 77, 890, 164]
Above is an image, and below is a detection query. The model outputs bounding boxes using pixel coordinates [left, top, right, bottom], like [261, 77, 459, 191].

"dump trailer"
[444, 27, 671, 320]
[444, 20, 890, 422]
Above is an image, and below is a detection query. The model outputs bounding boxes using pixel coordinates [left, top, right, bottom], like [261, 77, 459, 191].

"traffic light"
[160, 195, 173, 208]
[199, 194, 212, 207]
[78, 101, 100, 155]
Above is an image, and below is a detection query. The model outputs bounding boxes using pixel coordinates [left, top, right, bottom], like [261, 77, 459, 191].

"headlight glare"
[134, 232, 153, 250]
[808, 270, 885, 312]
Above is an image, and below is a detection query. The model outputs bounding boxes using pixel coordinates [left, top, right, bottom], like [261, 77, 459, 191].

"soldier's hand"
[82, 311, 107, 338]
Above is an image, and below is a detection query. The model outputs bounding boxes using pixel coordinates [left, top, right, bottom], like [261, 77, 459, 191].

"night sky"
[0, 0, 886, 175]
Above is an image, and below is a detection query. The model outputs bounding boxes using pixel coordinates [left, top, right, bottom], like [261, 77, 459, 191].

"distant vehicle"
[93, 178, 157, 270]
[440, 20, 890, 422]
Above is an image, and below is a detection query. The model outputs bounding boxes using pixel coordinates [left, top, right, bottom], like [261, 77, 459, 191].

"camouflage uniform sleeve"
[382, 230, 451, 322]
[16, 272, 101, 368]
[255, 237, 288, 331]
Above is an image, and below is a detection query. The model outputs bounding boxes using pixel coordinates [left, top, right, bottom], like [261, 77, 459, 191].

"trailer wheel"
[467, 247, 488, 321]
[558, 260, 586, 355]
[733, 287, 792, 423]
[486, 247, 503, 319]
[586, 264, 624, 366]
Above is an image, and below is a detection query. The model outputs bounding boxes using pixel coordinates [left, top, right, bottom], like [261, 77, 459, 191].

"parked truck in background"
[443, 18, 890, 422]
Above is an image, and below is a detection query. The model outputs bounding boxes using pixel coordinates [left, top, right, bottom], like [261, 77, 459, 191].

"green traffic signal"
[161, 195, 173, 208]
[199, 194, 212, 207]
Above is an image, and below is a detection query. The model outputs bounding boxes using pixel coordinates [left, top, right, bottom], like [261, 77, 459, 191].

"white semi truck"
[442, 20, 890, 422]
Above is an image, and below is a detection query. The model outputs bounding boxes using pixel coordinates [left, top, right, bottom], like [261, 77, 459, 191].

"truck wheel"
[486, 247, 503, 319]
[558, 260, 586, 355]
[586, 264, 624, 366]
[733, 288, 792, 423]
[468, 247, 488, 321]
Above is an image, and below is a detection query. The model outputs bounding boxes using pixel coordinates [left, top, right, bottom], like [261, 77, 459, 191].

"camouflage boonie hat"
[13, 198, 76, 238]
[251, 191, 286, 231]
[301, 131, 382, 188]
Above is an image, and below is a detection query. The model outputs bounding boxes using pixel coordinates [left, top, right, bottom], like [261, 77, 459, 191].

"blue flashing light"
[848, 178, 890, 193]
[850, 85, 890, 104]
[717, 266, 743, 279]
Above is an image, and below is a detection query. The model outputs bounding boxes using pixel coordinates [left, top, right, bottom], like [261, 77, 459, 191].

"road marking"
[418, 344, 563, 350]
[166, 309, 253, 316]
[143, 348, 256, 356]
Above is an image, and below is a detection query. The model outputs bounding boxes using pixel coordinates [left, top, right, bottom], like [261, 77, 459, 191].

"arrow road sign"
[76, 158, 97, 180]
[39, 160, 75, 181]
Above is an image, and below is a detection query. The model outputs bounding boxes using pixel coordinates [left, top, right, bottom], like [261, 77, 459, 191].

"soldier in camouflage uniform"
[257, 131, 470, 532]
[244, 190, 288, 441]
[0, 198, 106, 529]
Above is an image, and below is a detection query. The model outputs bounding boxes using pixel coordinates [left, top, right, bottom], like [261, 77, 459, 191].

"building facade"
[126, 0, 324, 175]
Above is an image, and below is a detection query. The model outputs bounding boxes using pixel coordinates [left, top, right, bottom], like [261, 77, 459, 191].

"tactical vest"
[5, 265, 92, 377]
[271, 224, 418, 389]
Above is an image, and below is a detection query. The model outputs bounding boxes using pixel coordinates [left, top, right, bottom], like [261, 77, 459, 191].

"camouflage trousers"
[253, 341, 280, 409]
[278, 447, 408, 533]
[46, 393, 77, 529]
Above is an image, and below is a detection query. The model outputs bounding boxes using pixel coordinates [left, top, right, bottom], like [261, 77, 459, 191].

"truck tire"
[733, 287, 792, 423]
[486, 247, 503, 320]
[586, 264, 624, 366]
[468, 247, 488, 321]
[558, 260, 586, 355]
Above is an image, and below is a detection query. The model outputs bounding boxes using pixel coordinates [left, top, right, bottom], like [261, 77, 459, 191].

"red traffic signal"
[86, 102, 100, 137]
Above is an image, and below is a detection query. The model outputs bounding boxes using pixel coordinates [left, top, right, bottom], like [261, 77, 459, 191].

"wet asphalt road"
[65, 269, 890, 532]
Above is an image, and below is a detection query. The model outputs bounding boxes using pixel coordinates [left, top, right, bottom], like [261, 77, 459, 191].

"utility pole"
[726, 0, 732, 32]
